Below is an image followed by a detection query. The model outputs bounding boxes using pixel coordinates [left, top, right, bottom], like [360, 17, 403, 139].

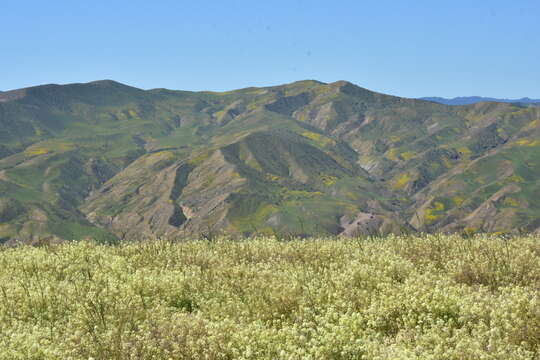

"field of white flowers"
[1, 234, 539, 359]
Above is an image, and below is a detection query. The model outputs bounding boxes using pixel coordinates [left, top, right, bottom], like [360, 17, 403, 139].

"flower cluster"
[0, 234, 539, 359]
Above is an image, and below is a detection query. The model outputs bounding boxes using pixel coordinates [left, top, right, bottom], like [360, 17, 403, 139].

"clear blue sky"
[2, 0, 539, 98]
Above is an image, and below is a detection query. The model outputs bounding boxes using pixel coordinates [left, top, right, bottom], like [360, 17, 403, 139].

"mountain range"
[420, 96, 540, 106]
[1, 79, 540, 244]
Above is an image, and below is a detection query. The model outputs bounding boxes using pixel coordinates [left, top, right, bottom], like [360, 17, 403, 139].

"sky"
[2, 0, 539, 98]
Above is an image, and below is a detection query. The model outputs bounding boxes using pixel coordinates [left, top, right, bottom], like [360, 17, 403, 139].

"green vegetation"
[1, 235, 540, 359]
[1, 79, 540, 242]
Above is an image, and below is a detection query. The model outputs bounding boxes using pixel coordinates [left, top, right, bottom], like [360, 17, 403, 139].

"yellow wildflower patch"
[25, 141, 75, 156]
[266, 174, 281, 182]
[424, 211, 440, 224]
[515, 138, 539, 147]
[214, 110, 226, 119]
[458, 146, 471, 156]
[25, 147, 50, 156]
[424, 201, 445, 224]
[503, 197, 519, 207]
[400, 151, 415, 161]
[392, 173, 411, 189]
[148, 151, 174, 160]
[433, 201, 444, 211]
[189, 152, 210, 165]
[453, 196, 465, 207]
[302, 131, 335, 146]
[386, 148, 399, 161]
[320, 174, 338, 186]
[507, 174, 525, 183]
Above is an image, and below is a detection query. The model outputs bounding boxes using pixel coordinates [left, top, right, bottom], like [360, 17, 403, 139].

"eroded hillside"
[1, 80, 539, 243]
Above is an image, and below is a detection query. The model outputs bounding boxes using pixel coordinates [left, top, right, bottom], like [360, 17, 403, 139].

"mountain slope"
[1, 80, 539, 243]
[420, 96, 540, 105]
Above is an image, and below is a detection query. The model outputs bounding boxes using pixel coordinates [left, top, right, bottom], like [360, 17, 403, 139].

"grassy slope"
[1, 235, 539, 359]
[1, 80, 540, 242]
[0, 81, 215, 242]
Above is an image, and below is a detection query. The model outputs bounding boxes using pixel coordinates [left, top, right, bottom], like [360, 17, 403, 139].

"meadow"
[1, 234, 539, 359]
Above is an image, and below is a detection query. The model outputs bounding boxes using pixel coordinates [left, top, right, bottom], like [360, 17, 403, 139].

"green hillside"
[1, 80, 539, 243]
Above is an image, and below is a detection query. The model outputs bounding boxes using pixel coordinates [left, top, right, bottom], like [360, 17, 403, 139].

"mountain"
[420, 96, 540, 106]
[1, 79, 540, 244]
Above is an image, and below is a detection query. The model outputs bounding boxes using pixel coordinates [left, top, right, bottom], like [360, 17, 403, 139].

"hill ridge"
[1, 79, 539, 243]
[420, 95, 540, 106]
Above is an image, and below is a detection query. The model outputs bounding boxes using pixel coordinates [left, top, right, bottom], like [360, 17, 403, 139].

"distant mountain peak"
[292, 79, 326, 86]
[330, 80, 353, 86]
[89, 79, 129, 87]
[420, 96, 540, 106]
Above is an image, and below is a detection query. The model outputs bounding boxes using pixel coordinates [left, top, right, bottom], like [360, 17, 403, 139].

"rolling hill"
[1, 80, 540, 243]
